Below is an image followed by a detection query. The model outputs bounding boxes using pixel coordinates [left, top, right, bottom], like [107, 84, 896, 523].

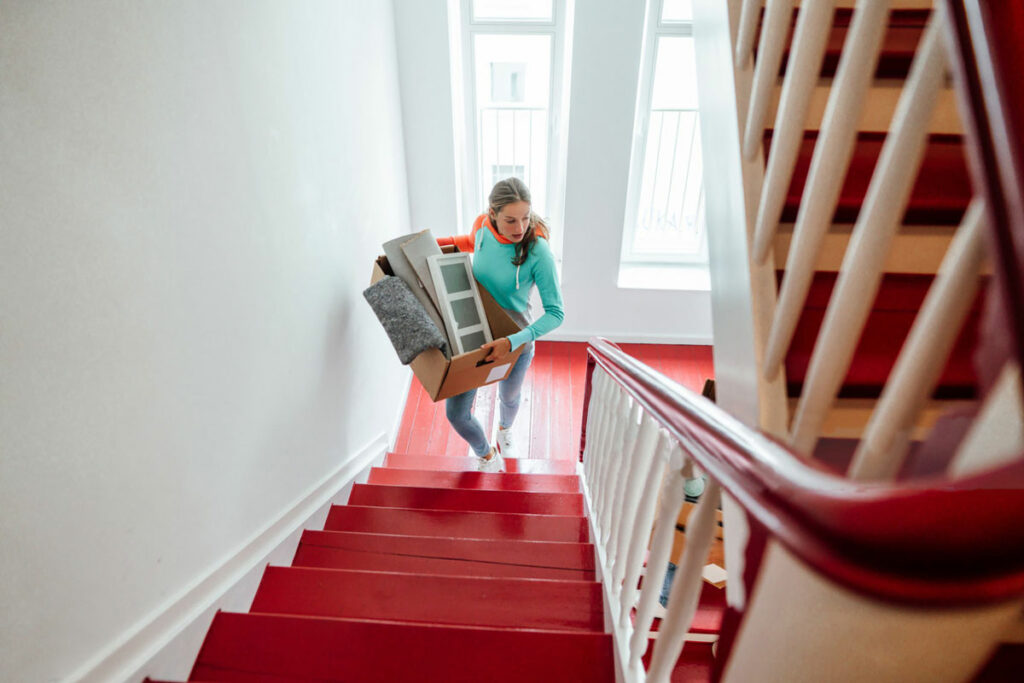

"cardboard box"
[371, 250, 524, 401]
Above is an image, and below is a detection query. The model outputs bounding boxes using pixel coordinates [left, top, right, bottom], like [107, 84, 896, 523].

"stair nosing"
[333, 503, 587, 520]
[301, 528, 594, 548]
[266, 563, 602, 587]
[215, 610, 615, 637]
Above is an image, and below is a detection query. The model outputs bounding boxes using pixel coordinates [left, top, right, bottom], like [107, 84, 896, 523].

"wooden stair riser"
[324, 505, 590, 543]
[348, 483, 584, 516]
[192, 612, 616, 683]
[250, 566, 605, 632]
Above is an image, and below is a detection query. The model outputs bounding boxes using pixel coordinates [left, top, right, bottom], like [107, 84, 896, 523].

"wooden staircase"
[753, 2, 979, 454]
[685, 0, 1024, 680]
[146, 452, 616, 682]
[140, 342, 723, 682]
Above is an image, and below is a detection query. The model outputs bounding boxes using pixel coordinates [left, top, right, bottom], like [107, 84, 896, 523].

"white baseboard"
[389, 369, 414, 452]
[67, 433, 389, 683]
[548, 330, 714, 345]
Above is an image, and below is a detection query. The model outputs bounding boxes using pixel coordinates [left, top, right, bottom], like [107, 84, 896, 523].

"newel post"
[580, 350, 596, 461]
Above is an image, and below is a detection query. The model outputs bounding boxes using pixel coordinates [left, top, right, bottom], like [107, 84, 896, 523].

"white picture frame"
[427, 252, 494, 356]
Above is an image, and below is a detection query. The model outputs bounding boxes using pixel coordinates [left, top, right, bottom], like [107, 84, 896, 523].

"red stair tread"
[324, 505, 589, 542]
[368, 466, 580, 493]
[294, 529, 595, 576]
[784, 273, 982, 396]
[640, 639, 716, 683]
[348, 483, 584, 516]
[292, 541, 595, 581]
[647, 583, 727, 636]
[385, 452, 578, 474]
[774, 132, 970, 225]
[192, 612, 616, 683]
[768, 9, 929, 80]
[251, 565, 605, 632]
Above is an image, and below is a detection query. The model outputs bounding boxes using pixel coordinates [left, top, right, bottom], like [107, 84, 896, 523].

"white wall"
[393, 0, 462, 235]
[393, 0, 714, 344]
[559, 0, 712, 343]
[0, 1, 411, 681]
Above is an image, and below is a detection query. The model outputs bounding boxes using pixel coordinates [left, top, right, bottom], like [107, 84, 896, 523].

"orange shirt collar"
[473, 213, 515, 245]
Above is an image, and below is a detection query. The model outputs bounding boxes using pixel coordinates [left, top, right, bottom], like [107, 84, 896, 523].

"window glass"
[441, 263, 472, 292]
[630, 35, 704, 258]
[473, 34, 552, 213]
[473, 0, 553, 21]
[661, 0, 693, 22]
[452, 297, 482, 328]
[651, 37, 698, 110]
[461, 330, 488, 351]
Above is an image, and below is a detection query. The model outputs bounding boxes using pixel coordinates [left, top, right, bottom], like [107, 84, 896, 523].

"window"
[621, 0, 706, 266]
[451, 0, 571, 257]
[491, 164, 525, 187]
[472, 0, 553, 22]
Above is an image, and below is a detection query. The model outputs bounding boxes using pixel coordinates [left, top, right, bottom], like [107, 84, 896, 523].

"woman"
[438, 178, 564, 472]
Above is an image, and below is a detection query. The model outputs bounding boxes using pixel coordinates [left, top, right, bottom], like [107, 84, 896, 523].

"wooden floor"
[395, 341, 715, 460]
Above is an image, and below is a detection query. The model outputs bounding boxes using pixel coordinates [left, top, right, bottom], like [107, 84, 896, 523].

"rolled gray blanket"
[364, 276, 449, 364]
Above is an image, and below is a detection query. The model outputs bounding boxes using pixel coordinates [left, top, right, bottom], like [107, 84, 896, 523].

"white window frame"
[452, 0, 571, 261]
[620, 0, 707, 267]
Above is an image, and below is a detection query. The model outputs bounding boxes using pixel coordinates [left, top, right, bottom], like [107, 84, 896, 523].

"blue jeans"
[445, 343, 535, 456]
[660, 562, 677, 607]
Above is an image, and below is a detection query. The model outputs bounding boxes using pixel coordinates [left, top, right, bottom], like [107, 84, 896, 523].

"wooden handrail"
[584, 336, 1024, 606]
[943, 1, 1024, 392]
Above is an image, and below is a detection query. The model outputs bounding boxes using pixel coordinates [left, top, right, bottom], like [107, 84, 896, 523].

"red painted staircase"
[146, 451, 616, 682]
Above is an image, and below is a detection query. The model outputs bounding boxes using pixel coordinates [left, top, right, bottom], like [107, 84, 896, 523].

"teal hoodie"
[457, 214, 565, 351]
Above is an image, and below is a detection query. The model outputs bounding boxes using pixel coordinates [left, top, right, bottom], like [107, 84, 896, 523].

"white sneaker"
[477, 448, 506, 473]
[496, 427, 519, 459]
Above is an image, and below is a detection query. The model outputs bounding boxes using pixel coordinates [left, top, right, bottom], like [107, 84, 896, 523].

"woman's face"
[491, 200, 531, 243]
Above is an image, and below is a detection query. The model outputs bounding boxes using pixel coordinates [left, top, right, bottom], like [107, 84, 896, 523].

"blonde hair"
[488, 177, 549, 266]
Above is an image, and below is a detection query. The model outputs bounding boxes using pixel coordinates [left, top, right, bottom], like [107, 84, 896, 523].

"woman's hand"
[481, 337, 512, 362]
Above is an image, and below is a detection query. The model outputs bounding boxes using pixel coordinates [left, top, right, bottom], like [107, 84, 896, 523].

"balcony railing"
[629, 107, 705, 259]
[477, 105, 548, 210]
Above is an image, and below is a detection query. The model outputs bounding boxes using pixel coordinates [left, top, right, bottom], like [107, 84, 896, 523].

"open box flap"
[372, 250, 524, 402]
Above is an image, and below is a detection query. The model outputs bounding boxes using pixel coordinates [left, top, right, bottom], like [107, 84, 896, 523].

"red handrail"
[584, 336, 1024, 606]
[943, 1, 1024, 391]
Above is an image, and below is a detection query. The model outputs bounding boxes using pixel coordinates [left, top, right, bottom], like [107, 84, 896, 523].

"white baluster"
[581, 369, 597, 480]
[735, 0, 762, 68]
[791, 10, 948, 454]
[752, 0, 836, 263]
[646, 480, 722, 682]
[762, 0, 893, 380]
[618, 433, 672, 627]
[583, 370, 611, 484]
[593, 382, 622, 520]
[582, 369, 604, 489]
[602, 401, 643, 547]
[609, 414, 661, 585]
[849, 200, 987, 480]
[628, 447, 688, 667]
[743, 0, 796, 160]
[597, 392, 633, 536]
